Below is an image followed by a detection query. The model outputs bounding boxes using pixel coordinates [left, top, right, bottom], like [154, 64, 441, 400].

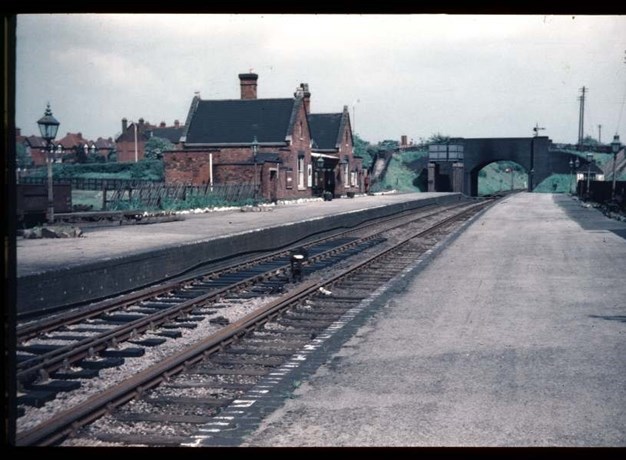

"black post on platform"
[37, 103, 60, 224]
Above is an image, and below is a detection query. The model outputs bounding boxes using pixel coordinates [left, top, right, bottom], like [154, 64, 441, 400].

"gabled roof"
[94, 137, 115, 149]
[309, 113, 343, 150]
[24, 136, 47, 148]
[150, 127, 184, 144]
[183, 98, 298, 145]
[57, 132, 89, 149]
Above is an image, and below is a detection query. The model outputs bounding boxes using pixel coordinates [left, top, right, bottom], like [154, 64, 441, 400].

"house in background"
[164, 73, 363, 201]
[93, 137, 116, 160]
[20, 133, 58, 166]
[115, 118, 184, 162]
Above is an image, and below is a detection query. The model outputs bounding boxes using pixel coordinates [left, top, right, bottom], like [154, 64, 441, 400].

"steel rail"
[16, 199, 492, 446]
[17, 202, 450, 336]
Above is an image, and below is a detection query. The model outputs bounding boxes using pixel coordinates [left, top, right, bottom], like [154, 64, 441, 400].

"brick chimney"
[122, 118, 128, 132]
[239, 73, 258, 100]
[295, 83, 311, 114]
[174, 120, 180, 128]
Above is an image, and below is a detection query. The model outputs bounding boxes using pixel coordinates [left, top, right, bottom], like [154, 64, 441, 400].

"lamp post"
[586, 152, 593, 200]
[569, 157, 580, 194]
[37, 103, 60, 224]
[251, 135, 259, 201]
[610, 134, 622, 202]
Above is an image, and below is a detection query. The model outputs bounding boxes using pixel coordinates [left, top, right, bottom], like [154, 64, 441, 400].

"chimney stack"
[160, 121, 166, 128]
[174, 120, 180, 128]
[401, 135, 408, 146]
[239, 72, 258, 100]
[122, 118, 128, 132]
[295, 83, 311, 114]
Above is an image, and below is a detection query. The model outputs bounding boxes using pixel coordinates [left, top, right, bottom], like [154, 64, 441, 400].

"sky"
[14, 14, 626, 145]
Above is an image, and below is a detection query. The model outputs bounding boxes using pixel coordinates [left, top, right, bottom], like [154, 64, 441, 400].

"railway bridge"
[428, 136, 582, 196]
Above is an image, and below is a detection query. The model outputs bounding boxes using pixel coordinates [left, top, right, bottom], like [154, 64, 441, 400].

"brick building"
[115, 118, 183, 162]
[164, 73, 363, 201]
[309, 105, 363, 197]
[21, 134, 57, 166]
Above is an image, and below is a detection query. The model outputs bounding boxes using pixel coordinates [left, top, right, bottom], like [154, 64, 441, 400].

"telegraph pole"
[578, 86, 587, 150]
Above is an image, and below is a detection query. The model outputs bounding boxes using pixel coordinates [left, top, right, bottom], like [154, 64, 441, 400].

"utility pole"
[578, 86, 587, 150]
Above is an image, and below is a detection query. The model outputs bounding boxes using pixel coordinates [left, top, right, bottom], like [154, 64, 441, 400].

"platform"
[239, 193, 626, 447]
[15, 192, 460, 315]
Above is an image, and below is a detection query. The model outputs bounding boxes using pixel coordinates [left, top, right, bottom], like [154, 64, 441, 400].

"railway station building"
[163, 73, 364, 201]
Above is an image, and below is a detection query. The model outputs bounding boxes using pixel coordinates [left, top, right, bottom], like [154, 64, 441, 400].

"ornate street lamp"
[37, 103, 60, 224]
[610, 134, 622, 202]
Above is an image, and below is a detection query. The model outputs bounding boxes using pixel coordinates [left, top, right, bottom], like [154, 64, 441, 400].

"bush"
[27, 160, 164, 181]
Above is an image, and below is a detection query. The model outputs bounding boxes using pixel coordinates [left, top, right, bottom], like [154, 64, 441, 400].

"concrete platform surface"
[241, 193, 626, 447]
[16, 192, 454, 278]
[16, 193, 463, 314]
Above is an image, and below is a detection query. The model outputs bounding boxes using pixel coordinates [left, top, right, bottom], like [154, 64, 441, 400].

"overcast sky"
[15, 14, 626, 145]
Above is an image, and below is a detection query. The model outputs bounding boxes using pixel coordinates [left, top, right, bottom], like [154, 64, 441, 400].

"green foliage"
[372, 154, 421, 193]
[534, 174, 574, 193]
[144, 137, 174, 160]
[477, 161, 527, 195]
[378, 139, 399, 151]
[27, 160, 164, 181]
[161, 194, 257, 211]
[427, 133, 451, 144]
[353, 134, 377, 169]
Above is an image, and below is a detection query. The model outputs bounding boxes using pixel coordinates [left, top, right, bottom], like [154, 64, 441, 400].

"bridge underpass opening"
[475, 161, 527, 196]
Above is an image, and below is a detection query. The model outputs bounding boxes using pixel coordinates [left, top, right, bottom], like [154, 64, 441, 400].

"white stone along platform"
[240, 193, 626, 447]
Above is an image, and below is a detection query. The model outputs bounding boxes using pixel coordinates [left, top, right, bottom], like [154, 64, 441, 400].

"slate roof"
[24, 135, 47, 148]
[150, 127, 184, 144]
[57, 132, 89, 149]
[183, 98, 297, 145]
[309, 113, 342, 150]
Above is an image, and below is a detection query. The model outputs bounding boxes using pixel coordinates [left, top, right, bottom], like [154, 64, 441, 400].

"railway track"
[15, 198, 494, 446]
[16, 201, 470, 388]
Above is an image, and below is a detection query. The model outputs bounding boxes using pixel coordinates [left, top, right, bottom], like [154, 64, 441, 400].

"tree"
[427, 133, 451, 144]
[378, 139, 399, 151]
[145, 137, 175, 160]
[582, 135, 601, 147]
[353, 134, 377, 169]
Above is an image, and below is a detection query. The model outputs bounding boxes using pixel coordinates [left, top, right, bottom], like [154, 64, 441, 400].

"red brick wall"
[164, 150, 211, 184]
[29, 148, 47, 166]
[116, 139, 146, 163]
[163, 101, 316, 201]
[334, 120, 362, 195]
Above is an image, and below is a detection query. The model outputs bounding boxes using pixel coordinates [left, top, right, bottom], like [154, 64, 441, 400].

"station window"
[298, 156, 305, 189]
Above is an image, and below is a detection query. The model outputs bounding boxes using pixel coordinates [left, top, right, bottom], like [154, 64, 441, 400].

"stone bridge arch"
[429, 137, 580, 196]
